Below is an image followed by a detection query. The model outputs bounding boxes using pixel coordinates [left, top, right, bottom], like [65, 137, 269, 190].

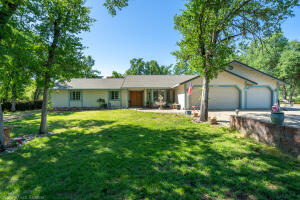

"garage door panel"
[247, 87, 271, 109]
[191, 86, 239, 110]
[208, 87, 239, 110]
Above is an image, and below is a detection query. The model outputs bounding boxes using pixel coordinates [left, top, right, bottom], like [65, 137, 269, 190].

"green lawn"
[1, 110, 300, 199]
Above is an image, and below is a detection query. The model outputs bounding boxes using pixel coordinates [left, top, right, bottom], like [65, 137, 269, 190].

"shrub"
[1, 101, 43, 111]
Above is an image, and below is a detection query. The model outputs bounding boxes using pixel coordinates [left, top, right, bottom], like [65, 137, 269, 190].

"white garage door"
[247, 87, 271, 109]
[191, 86, 239, 110]
[208, 87, 239, 110]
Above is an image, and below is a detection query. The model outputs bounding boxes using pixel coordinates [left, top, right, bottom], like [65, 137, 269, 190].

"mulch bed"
[0, 133, 50, 156]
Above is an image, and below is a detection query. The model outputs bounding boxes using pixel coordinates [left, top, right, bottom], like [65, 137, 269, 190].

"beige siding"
[121, 89, 128, 108]
[230, 62, 277, 87]
[50, 90, 69, 108]
[231, 63, 277, 100]
[174, 85, 185, 109]
[82, 90, 108, 107]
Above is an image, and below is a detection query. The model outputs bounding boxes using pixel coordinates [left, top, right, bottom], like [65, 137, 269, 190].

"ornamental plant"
[271, 102, 282, 113]
[97, 98, 105, 104]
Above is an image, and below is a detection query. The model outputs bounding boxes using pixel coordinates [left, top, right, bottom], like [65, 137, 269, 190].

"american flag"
[188, 82, 192, 96]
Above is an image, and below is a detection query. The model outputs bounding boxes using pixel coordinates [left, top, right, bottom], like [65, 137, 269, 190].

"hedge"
[1, 101, 43, 111]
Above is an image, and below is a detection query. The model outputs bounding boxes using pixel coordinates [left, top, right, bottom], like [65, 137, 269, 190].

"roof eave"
[224, 70, 257, 85]
[176, 76, 200, 87]
[229, 60, 289, 85]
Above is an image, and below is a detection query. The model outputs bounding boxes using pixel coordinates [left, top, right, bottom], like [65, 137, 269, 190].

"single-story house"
[51, 60, 288, 110]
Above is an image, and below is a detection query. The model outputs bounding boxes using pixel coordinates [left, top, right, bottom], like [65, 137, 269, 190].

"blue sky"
[81, 0, 300, 77]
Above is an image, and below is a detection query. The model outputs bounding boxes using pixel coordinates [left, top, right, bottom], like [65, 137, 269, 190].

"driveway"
[204, 107, 300, 128]
[138, 107, 300, 128]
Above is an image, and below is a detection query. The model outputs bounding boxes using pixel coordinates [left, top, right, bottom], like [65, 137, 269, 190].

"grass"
[1, 110, 300, 199]
[3, 110, 41, 122]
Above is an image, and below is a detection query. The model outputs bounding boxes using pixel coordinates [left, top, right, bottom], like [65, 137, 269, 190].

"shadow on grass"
[6, 111, 88, 137]
[0, 118, 300, 199]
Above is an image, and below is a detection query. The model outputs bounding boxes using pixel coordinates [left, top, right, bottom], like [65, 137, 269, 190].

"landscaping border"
[230, 115, 300, 159]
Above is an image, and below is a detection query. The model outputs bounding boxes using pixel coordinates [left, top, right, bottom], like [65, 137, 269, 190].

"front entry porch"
[126, 89, 176, 108]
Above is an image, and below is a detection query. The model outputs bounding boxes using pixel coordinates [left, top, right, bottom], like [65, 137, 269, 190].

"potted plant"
[176, 104, 181, 110]
[270, 102, 284, 125]
[97, 98, 106, 109]
[147, 101, 153, 108]
[192, 105, 199, 117]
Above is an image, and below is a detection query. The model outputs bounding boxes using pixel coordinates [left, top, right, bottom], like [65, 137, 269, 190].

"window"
[70, 91, 81, 101]
[110, 91, 120, 100]
[153, 90, 166, 102]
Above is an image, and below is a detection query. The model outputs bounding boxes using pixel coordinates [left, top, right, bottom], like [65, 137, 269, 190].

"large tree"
[111, 71, 125, 78]
[81, 56, 102, 78]
[0, 26, 36, 111]
[238, 33, 299, 101]
[174, 0, 298, 121]
[34, 0, 94, 134]
[278, 40, 300, 102]
[125, 58, 173, 75]
[0, 0, 23, 41]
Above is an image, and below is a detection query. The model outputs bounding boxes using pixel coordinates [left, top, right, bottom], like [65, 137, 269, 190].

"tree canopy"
[125, 58, 173, 75]
[174, 0, 299, 121]
[238, 32, 299, 102]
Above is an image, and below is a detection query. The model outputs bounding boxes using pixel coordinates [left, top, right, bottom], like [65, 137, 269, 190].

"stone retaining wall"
[230, 115, 300, 158]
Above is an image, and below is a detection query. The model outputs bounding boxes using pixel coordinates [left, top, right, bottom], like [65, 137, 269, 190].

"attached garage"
[190, 86, 240, 110]
[208, 87, 240, 110]
[247, 87, 272, 109]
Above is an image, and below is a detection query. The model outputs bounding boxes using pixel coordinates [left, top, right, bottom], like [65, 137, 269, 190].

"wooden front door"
[130, 91, 143, 107]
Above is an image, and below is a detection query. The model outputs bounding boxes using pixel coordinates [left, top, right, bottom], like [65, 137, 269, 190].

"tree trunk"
[11, 83, 16, 112]
[39, 18, 60, 135]
[0, 99, 4, 150]
[200, 71, 209, 121]
[33, 87, 41, 102]
[289, 84, 296, 103]
[282, 85, 287, 100]
[4, 85, 9, 103]
[39, 75, 50, 135]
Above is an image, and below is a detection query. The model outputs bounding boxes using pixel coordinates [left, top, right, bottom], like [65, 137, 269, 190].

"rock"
[210, 117, 217, 125]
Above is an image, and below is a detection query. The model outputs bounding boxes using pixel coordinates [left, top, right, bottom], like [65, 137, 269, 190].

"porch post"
[144, 89, 147, 107]
[151, 89, 154, 103]
[184, 83, 187, 110]
[120, 89, 122, 108]
[276, 82, 279, 103]
[126, 89, 129, 108]
[244, 81, 247, 109]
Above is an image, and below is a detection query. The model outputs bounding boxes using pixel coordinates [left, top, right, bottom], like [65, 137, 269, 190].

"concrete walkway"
[138, 108, 300, 128]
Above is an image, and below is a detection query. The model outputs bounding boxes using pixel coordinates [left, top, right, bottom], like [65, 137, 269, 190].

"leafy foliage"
[174, 0, 299, 121]
[238, 33, 289, 77]
[111, 70, 124, 78]
[238, 33, 300, 101]
[103, 0, 129, 16]
[125, 58, 173, 75]
[80, 56, 102, 78]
